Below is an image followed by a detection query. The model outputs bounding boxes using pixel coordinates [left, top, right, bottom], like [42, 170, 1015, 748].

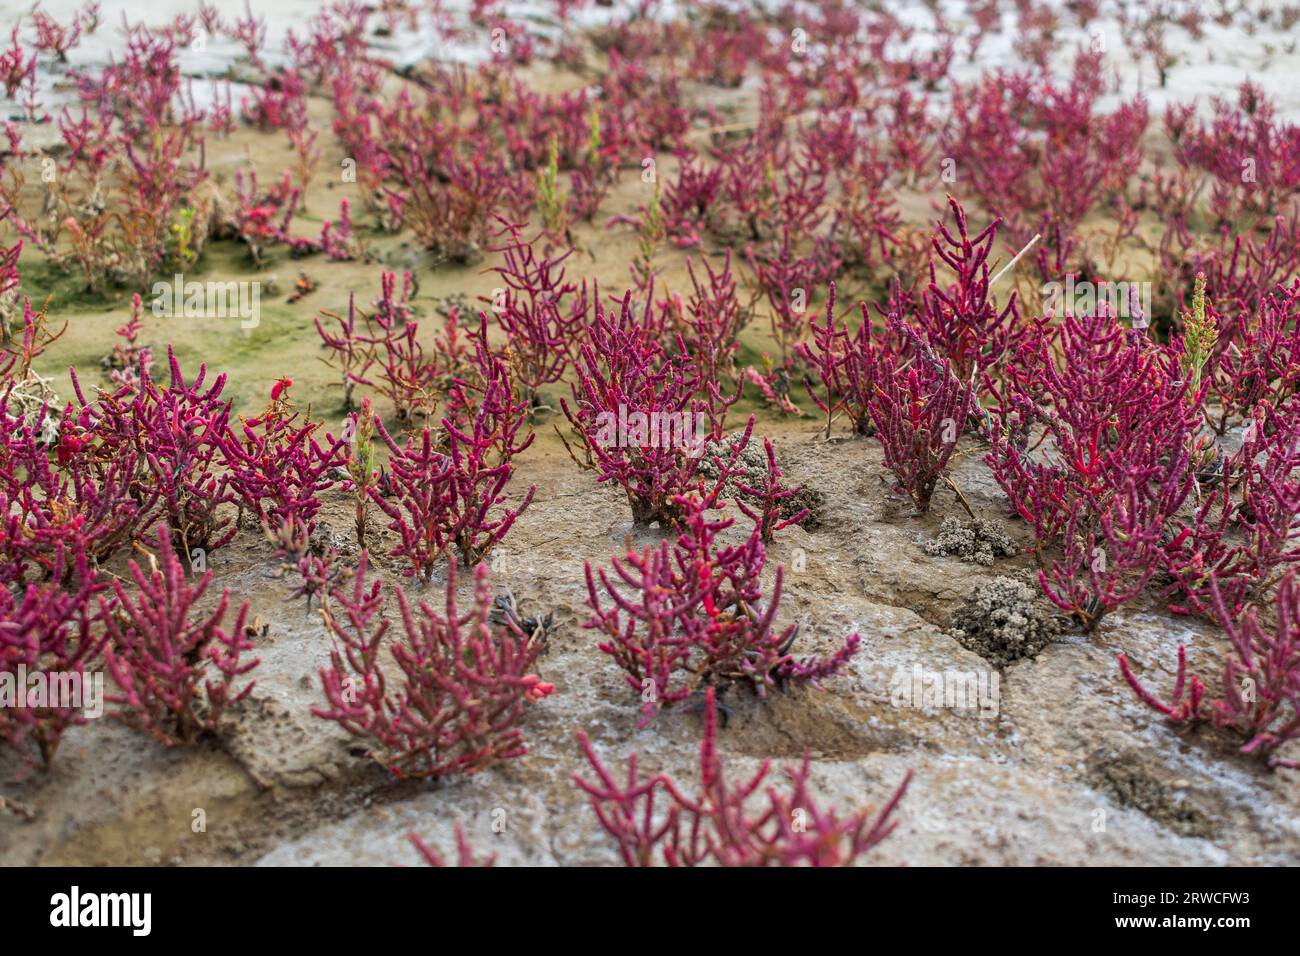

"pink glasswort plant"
[0, 309, 153, 587]
[70, 344, 235, 560]
[986, 307, 1199, 630]
[798, 279, 976, 514]
[560, 290, 742, 528]
[30, 7, 83, 63]
[866, 318, 978, 515]
[745, 227, 841, 365]
[370, 340, 535, 576]
[735, 437, 809, 544]
[220, 390, 348, 539]
[101, 293, 152, 391]
[484, 220, 590, 408]
[912, 196, 1025, 383]
[585, 493, 858, 727]
[1206, 280, 1300, 434]
[314, 553, 553, 780]
[1163, 396, 1300, 620]
[315, 272, 459, 426]
[0, 543, 104, 770]
[1119, 572, 1300, 769]
[101, 528, 260, 748]
[796, 282, 868, 438]
[575, 687, 912, 866]
[408, 823, 496, 867]
[3, 30, 210, 290]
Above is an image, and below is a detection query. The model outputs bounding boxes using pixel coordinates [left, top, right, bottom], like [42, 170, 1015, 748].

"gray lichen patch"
[946, 576, 1062, 666]
[1087, 751, 1218, 839]
[700, 430, 769, 479]
[700, 431, 823, 530]
[924, 516, 1018, 567]
[781, 484, 825, 531]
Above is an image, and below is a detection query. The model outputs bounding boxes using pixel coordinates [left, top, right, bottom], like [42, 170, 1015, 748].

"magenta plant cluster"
[4, 0, 1300, 867]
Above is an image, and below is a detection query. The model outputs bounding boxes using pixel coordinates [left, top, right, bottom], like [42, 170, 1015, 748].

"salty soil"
[3, 422, 1298, 866]
[5, 2, 1300, 867]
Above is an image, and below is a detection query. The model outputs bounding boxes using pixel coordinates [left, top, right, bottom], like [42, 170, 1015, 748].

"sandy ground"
[3, 1, 1300, 866]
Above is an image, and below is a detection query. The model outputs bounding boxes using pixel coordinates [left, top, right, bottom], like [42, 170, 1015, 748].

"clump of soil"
[924, 516, 1017, 566]
[700, 431, 823, 530]
[1087, 751, 1217, 839]
[434, 292, 473, 318]
[781, 484, 824, 531]
[700, 430, 768, 478]
[946, 576, 1061, 666]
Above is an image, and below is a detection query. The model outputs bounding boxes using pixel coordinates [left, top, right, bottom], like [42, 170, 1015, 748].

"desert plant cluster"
[3, 0, 1300, 867]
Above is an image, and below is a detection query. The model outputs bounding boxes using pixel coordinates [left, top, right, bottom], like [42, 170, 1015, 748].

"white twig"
[990, 233, 1041, 286]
